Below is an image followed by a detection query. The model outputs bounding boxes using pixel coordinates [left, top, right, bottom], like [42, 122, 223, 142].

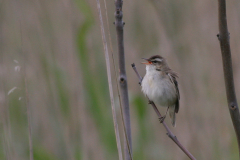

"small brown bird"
[141, 55, 180, 127]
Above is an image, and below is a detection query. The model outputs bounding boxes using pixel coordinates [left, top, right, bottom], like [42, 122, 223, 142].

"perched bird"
[141, 55, 180, 127]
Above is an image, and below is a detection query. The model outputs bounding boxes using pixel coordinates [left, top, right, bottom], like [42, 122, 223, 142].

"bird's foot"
[148, 100, 153, 104]
[159, 115, 166, 123]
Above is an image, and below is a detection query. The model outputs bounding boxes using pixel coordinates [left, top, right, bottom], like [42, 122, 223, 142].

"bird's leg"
[159, 106, 169, 123]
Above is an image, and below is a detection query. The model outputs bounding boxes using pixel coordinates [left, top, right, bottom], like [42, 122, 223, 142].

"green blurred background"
[1, 0, 240, 159]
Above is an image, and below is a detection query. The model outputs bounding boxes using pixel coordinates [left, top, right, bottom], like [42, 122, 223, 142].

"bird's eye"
[152, 60, 157, 64]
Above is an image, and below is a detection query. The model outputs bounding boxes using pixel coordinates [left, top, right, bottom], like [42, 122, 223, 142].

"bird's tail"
[169, 107, 176, 127]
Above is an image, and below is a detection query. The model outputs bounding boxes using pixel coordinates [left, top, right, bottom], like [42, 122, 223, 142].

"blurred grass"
[76, 0, 118, 158]
[33, 145, 57, 160]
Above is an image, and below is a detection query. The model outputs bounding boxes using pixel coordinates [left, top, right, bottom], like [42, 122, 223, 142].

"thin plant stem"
[114, 0, 132, 159]
[24, 77, 34, 160]
[20, 22, 34, 160]
[102, 0, 133, 159]
[217, 0, 240, 157]
[95, 0, 123, 159]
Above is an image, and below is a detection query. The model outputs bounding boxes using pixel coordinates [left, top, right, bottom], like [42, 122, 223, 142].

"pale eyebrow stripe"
[154, 58, 162, 62]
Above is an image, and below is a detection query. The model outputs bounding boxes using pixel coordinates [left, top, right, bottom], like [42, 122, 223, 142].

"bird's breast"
[142, 72, 177, 107]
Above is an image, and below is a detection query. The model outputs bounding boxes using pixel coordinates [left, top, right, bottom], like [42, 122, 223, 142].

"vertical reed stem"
[217, 0, 240, 157]
[96, 0, 123, 159]
[114, 0, 132, 159]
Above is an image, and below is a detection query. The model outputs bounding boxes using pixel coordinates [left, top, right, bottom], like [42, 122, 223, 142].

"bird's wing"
[167, 71, 180, 113]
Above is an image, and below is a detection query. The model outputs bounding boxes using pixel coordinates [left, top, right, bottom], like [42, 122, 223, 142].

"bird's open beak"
[141, 58, 152, 65]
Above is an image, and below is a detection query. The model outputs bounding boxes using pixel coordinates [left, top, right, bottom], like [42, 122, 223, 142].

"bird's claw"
[148, 101, 153, 104]
[159, 116, 166, 123]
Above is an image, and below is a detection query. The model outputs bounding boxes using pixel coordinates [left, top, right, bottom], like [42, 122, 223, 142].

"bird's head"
[142, 55, 168, 71]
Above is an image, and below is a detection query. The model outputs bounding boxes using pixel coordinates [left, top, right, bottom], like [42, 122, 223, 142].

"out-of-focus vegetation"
[0, 0, 240, 159]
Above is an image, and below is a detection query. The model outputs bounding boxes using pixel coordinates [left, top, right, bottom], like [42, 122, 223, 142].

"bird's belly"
[142, 76, 176, 107]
